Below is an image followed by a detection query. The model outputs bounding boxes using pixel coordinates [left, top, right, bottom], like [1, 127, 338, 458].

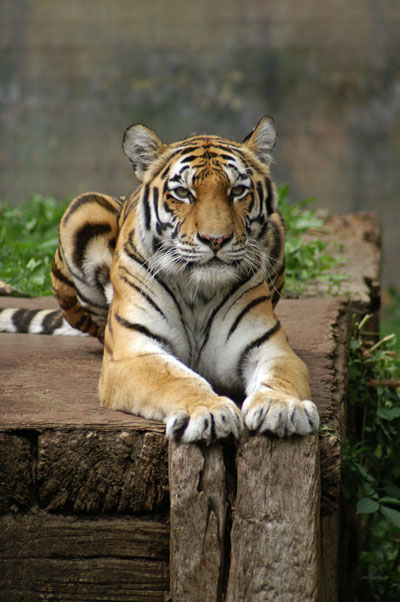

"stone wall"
[1, 0, 399, 287]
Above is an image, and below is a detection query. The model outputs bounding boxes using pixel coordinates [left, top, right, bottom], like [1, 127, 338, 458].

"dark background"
[1, 0, 399, 289]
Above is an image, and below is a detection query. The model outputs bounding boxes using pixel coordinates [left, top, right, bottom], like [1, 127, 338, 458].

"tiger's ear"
[122, 124, 165, 181]
[242, 116, 277, 165]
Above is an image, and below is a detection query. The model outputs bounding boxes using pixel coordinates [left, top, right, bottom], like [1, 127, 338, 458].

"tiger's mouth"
[203, 257, 227, 267]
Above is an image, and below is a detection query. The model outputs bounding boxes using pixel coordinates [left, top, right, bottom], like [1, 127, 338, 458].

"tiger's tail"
[0, 306, 87, 336]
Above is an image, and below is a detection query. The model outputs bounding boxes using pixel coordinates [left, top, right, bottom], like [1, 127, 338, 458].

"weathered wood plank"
[0, 326, 165, 432]
[37, 429, 168, 513]
[226, 433, 320, 602]
[0, 431, 35, 513]
[0, 512, 170, 602]
[169, 441, 227, 602]
[302, 212, 381, 310]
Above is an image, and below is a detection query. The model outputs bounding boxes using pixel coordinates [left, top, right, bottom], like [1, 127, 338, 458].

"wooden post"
[169, 434, 320, 602]
[169, 441, 228, 602]
[226, 433, 321, 602]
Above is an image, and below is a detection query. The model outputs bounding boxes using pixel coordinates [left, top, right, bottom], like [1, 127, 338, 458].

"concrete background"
[0, 0, 399, 289]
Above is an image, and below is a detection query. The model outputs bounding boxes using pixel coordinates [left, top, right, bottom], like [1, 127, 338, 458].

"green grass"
[278, 184, 346, 295]
[0, 195, 69, 296]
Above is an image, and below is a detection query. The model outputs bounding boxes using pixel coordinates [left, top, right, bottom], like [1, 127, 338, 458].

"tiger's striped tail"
[0, 307, 88, 336]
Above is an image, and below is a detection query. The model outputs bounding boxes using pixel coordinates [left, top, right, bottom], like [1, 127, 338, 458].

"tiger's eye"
[231, 185, 247, 197]
[174, 187, 191, 199]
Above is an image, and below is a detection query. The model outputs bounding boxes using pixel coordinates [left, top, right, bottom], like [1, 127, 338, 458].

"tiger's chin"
[188, 263, 242, 292]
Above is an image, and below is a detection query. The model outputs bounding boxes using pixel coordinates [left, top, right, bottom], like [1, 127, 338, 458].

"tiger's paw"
[242, 394, 319, 438]
[165, 398, 244, 443]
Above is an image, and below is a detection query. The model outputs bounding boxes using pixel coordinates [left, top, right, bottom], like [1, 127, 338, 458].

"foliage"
[381, 286, 400, 353]
[0, 195, 69, 296]
[343, 314, 400, 601]
[277, 184, 346, 295]
[0, 187, 345, 298]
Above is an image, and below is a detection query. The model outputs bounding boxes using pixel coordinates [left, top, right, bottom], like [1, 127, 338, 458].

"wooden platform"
[0, 213, 381, 601]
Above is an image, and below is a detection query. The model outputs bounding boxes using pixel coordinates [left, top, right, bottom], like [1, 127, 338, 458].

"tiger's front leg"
[241, 325, 319, 437]
[99, 308, 243, 443]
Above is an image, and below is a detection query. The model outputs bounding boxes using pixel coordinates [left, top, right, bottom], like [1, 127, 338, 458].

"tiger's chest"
[175, 301, 244, 397]
[164, 283, 266, 400]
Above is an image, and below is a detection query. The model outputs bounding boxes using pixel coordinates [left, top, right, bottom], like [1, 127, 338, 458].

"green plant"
[344, 314, 400, 601]
[278, 185, 346, 295]
[382, 286, 400, 353]
[0, 195, 69, 296]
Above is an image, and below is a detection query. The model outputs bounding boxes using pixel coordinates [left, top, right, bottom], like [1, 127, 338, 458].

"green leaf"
[380, 497, 400, 507]
[356, 497, 380, 514]
[377, 407, 400, 421]
[380, 506, 400, 529]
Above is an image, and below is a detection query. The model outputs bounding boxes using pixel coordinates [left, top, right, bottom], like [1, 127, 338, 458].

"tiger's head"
[123, 117, 281, 291]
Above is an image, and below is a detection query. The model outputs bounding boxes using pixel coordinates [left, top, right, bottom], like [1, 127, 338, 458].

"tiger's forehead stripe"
[164, 143, 251, 187]
[151, 135, 268, 195]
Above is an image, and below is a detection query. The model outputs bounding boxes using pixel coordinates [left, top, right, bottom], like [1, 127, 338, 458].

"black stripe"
[265, 177, 274, 215]
[161, 166, 170, 179]
[11, 308, 41, 333]
[268, 221, 283, 264]
[42, 310, 64, 334]
[74, 314, 90, 332]
[122, 241, 192, 359]
[163, 200, 173, 214]
[170, 145, 199, 155]
[94, 264, 110, 295]
[51, 262, 75, 288]
[238, 321, 281, 376]
[247, 190, 255, 213]
[123, 241, 145, 266]
[256, 220, 269, 240]
[223, 280, 265, 317]
[153, 275, 193, 362]
[142, 184, 151, 230]
[73, 223, 111, 268]
[151, 236, 161, 253]
[272, 286, 283, 307]
[256, 181, 264, 205]
[179, 154, 198, 164]
[152, 188, 171, 233]
[120, 274, 167, 321]
[152, 187, 159, 212]
[226, 296, 270, 340]
[63, 194, 121, 224]
[115, 314, 172, 350]
[198, 275, 254, 357]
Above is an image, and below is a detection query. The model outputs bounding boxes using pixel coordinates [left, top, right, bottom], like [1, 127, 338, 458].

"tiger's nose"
[197, 232, 233, 251]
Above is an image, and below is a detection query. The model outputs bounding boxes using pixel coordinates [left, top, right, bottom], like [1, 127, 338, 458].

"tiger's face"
[123, 117, 279, 290]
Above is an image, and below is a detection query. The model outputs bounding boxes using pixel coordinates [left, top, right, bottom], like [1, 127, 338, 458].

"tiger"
[1, 117, 319, 442]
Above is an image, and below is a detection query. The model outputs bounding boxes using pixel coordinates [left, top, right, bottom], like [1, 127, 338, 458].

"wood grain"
[0, 512, 170, 602]
[226, 433, 320, 602]
[37, 429, 168, 513]
[169, 441, 228, 602]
